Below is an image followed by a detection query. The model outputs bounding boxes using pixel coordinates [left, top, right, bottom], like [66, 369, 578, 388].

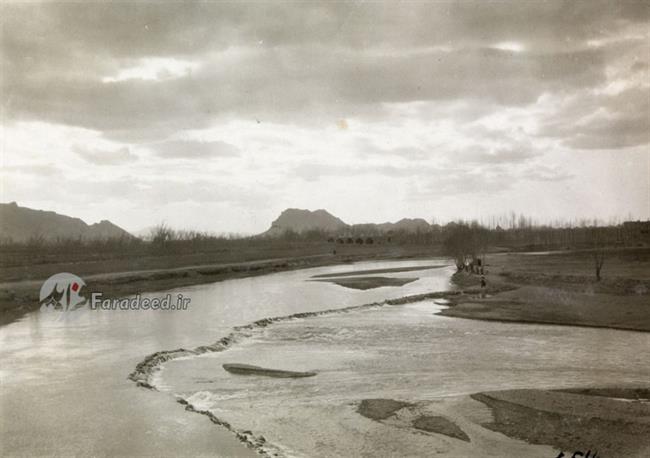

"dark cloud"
[2, 45, 607, 141]
[152, 140, 240, 159]
[4, 1, 647, 57]
[2, 1, 640, 141]
[539, 86, 650, 150]
[565, 113, 649, 150]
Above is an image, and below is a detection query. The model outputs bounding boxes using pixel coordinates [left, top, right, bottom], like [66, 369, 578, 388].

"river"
[0, 259, 452, 456]
[2, 259, 648, 457]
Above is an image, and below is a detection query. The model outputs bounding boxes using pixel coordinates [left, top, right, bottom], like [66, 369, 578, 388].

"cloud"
[453, 145, 539, 164]
[4, 46, 608, 140]
[152, 140, 240, 159]
[409, 167, 516, 198]
[5, 173, 271, 208]
[74, 145, 137, 165]
[565, 113, 649, 150]
[353, 138, 430, 160]
[6, 2, 647, 57]
[293, 163, 373, 182]
[1, 2, 648, 228]
[293, 161, 456, 182]
[538, 86, 650, 150]
[521, 165, 573, 182]
[2, 2, 636, 142]
[102, 58, 200, 83]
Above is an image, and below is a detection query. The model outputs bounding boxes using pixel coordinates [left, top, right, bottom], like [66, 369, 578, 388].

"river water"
[2, 259, 648, 457]
[160, 290, 650, 457]
[1, 259, 455, 457]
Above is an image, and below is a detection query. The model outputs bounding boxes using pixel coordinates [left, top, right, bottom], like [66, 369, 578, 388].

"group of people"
[463, 257, 485, 275]
[462, 257, 487, 298]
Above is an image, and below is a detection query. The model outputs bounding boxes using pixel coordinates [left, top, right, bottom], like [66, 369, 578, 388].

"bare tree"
[590, 227, 606, 281]
[442, 223, 489, 272]
[150, 223, 175, 249]
[593, 248, 605, 281]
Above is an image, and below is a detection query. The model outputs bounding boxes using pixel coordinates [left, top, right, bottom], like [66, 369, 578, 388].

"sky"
[1, 1, 649, 234]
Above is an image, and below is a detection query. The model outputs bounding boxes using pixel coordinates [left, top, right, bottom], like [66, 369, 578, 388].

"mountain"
[377, 218, 431, 233]
[0, 202, 134, 243]
[262, 208, 347, 237]
[260, 208, 433, 237]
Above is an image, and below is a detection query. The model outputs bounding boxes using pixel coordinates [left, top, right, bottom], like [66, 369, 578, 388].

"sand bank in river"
[222, 363, 316, 378]
[472, 388, 650, 457]
[353, 387, 649, 458]
[358, 399, 470, 442]
[312, 276, 419, 289]
[311, 265, 448, 278]
[309, 264, 450, 290]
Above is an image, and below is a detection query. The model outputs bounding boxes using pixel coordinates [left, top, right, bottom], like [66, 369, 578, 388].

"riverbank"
[440, 248, 650, 332]
[471, 387, 650, 457]
[0, 244, 439, 325]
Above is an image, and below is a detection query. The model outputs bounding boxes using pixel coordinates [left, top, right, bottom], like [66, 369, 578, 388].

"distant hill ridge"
[0, 203, 432, 242]
[0, 202, 133, 242]
[261, 208, 432, 236]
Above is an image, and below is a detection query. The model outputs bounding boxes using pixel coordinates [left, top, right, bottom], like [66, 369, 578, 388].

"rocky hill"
[0, 202, 133, 243]
[260, 208, 432, 236]
[262, 208, 348, 237]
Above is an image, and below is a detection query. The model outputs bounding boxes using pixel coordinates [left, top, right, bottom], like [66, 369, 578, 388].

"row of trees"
[441, 222, 620, 281]
[274, 219, 649, 251]
[2, 218, 646, 279]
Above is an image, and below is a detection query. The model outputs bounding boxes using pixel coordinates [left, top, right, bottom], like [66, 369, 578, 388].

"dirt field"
[0, 241, 437, 282]
[441, 248, 650, 332]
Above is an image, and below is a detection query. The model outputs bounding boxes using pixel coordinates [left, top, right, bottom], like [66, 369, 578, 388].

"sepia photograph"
[1, 1, 649, 457]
